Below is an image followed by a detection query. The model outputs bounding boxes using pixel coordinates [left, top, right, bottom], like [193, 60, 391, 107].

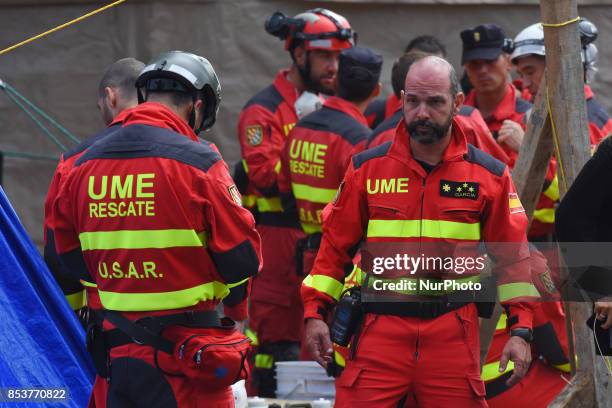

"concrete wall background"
[1, 0, 611, 247]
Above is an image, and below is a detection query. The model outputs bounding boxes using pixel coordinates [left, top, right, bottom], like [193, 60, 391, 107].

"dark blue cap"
[460, 24, 508, 64]
[338, 46, 383, 84]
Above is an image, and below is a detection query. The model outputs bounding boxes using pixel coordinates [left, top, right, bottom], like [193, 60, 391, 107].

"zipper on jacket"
[195, 338, 251, 365]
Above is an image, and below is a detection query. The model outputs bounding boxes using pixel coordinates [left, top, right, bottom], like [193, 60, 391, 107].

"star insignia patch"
[440, 180, 479, 200]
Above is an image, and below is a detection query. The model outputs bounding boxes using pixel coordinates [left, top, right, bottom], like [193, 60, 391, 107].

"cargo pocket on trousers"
[336, 364, 363, 388]
[467, 375, 486, 398]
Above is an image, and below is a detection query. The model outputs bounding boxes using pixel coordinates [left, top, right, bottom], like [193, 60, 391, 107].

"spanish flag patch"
[508, 193, 525, 214]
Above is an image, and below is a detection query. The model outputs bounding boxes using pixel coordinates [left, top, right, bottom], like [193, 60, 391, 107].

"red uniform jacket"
[365, 93, 399, 129]
[302, 119, 537, 329]
[237, 70, 301, 227]
[51, 102, 261, 320]
[278, 96, 370, 234]
[367, 105, 511, 165]
[464, 84, 531, 168]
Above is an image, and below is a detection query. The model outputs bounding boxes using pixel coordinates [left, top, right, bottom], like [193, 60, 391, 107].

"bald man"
[302, 56, 537, 407]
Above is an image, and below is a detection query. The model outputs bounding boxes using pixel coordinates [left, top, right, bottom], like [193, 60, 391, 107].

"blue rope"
[2, 81, 80, 144]
[2, 88, 68, 151]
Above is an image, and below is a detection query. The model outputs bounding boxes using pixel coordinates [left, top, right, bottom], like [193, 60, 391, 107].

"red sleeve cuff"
[303, 299, 328, 321]
[506, 304, 534, 331]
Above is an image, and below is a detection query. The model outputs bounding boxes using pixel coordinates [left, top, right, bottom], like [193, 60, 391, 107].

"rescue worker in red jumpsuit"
[303, 56, 538, 407]
[278, 46, 382, 275]
[236, 8, 355, 396]
[482, 18, 612, 407]
[367, 51, 510, 165]
[365, 35, 447, 129]
[51, 51, 262, 408]
[44, 57, 145, 312]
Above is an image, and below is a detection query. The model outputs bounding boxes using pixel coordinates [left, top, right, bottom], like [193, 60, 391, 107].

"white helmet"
[511, 23, 545, 62]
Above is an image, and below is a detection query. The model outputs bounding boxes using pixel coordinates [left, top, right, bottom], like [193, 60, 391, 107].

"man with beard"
[236, 8, 355, 397]
[303, 56, 537, 407]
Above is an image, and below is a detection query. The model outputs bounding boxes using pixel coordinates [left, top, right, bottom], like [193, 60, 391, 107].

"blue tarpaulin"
[0, 186, 93, 407]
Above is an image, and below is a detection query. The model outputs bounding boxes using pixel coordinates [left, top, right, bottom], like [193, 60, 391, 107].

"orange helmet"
[265, 8, 355, 52]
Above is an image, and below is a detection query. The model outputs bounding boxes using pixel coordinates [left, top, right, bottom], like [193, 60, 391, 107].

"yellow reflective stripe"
[245, 328, 259, 347]
[303, 274, 344, 301]
[255, 353, 274, 369]
[543, 175, 560, 202]
[242, 159, 249, 173]
[482, 360, 514, 381]
[79, 229, 207, 251]
[98, 281, 229, 311]
[292, 183, 337, 204]
[498, 282, 540, 302]
[533, 208, 555, 224]
[227, 277, 250, 289]
[274, 160, 281, 174]
[80, 279, 97, 288]
[301, 222, 322, 234]
[242, 194, 257, 208]
[553, 362, 571, 373]
[496, 313, 507, 331]
[256, 197, 282, 212]
[367, 219, 480, 240]
[334, 351, 346, 368]
[343, 265, 365, 290]
[65, 289, 86, 310]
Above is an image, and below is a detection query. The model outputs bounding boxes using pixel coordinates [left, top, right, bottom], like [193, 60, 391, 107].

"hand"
[594, 300, 612, 329]
[497, 120, 524, 152]
[305, 318, 333, 368]
[499, 335, 532, 386]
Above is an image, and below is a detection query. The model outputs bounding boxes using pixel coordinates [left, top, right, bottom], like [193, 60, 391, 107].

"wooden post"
[479, 81, 554, 365]
[538, 0, 611, 406]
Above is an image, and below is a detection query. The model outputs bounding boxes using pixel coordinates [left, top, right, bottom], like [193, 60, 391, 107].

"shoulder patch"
[297, 107, 370, 146]
[76, 124, 221, 173]
[464, 144, 506, 177]
[515, 97, 532, 114]
[352, 141, 392, 170]
[368, 110, 402, 148]
[243, 84, 283, 113]
[586, 98, 611, 130]
[458, 105, 475, 117]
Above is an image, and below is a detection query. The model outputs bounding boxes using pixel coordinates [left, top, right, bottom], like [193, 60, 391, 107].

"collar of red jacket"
[117, 102, 199, 141]
[274, 69, 300, 108]
[465, 83, 518, 123]
[389, 117, 468, 170]
[323, 96, 368, 126]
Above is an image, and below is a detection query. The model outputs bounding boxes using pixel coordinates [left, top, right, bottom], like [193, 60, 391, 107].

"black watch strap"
[510, 327, 533, 343]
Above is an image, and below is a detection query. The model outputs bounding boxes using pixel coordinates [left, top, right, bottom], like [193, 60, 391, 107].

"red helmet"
[265, 8, 355, 52]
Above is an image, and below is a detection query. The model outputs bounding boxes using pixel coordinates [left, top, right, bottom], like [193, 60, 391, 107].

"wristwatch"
[510, 327, 533, 343]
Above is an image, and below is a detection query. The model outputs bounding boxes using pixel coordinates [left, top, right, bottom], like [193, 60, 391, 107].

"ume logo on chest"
[366, 178, 409, 194]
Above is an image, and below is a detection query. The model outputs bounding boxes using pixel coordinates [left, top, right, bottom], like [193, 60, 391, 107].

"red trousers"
[249, 224, 305, 344]
[335, 304, 487, 408]
[487, 359, 569, 408]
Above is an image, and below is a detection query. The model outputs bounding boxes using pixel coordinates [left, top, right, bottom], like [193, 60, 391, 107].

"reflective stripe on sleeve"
[256, 197, 282, 212]
[533, 208, 555, 224]
[543, 175, 560, 202]
[65, 289, 86, 310]
[498, 282, 540, 302]
[303, 274, 344, 301]
[79, 229, 207, 251]
[255, 353, 274, 369]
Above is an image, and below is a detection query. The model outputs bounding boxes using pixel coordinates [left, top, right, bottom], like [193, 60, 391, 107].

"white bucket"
[275, 361, 335, 400]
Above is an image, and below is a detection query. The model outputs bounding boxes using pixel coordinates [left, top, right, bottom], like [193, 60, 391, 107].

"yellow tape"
[0, 0, 128, 56]
[541, 16, 580, 28]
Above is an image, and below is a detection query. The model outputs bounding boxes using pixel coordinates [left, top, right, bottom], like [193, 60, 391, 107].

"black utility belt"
[102, 310, 221, 354]
[364, 301, 470, 319]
